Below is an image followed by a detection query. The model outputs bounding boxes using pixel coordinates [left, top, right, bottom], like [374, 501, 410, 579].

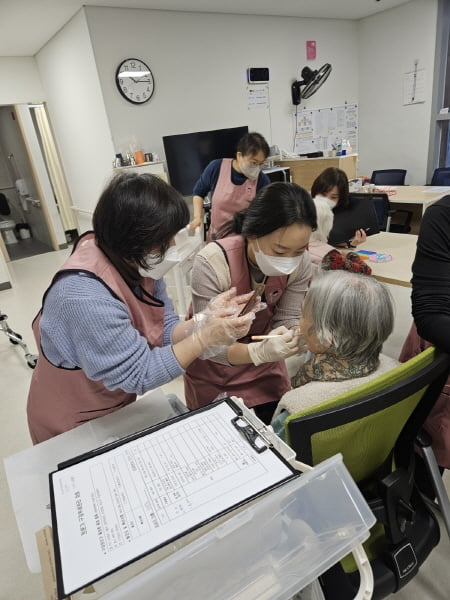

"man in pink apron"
[189, 132, 271, 240]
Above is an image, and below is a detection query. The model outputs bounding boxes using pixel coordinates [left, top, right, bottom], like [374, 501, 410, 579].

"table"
[344, 232, 418, 359]
[4, 389, 188, 575]
[274, 154, 357, 189]
[4, 393, 373, 600]
[388, 185, 450, 214]
[345, 231, 417, 287]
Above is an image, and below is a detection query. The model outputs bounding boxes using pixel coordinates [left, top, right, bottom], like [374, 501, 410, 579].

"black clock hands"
[116, 58, 154, 104]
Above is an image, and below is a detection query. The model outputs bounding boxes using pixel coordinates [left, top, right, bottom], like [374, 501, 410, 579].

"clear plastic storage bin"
[99, 454, 375, 600]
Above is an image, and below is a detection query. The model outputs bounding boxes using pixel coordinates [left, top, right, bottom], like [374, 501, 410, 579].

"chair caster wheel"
[9, 332, 22, 344]
[26, 354, 37, 369]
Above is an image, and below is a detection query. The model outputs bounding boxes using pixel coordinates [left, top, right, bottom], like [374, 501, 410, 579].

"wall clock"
[115, 58, 155, 104]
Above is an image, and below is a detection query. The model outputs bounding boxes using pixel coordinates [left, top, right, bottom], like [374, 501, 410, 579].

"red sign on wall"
[306, 40, 316, 61]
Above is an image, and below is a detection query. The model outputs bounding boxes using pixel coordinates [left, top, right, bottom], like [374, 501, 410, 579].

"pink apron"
[184, 235, 291, 409]
[208, 159, 257, 241]
[27, 232, 165, 444]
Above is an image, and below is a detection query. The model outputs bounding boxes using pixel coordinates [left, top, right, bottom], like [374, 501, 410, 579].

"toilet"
[0, 220, 18, 245]
[0, 192, 17, 245]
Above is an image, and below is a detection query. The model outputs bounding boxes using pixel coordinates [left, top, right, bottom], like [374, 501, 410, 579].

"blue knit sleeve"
[39, 273, 184, 395]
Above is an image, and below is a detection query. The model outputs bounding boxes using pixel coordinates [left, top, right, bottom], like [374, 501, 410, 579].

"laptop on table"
[327, 195, 380, 247]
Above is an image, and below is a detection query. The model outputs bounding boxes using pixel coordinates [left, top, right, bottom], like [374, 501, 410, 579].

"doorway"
[0, 104, 77, 262]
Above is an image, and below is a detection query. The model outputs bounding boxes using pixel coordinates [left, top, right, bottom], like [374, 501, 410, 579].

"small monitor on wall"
[163, 126, 248, 196]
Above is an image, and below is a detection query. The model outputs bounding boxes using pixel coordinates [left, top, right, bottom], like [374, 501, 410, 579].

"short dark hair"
[236, 132, 270, 159]
[311, 167, 350, 209]
[227, 182, 317, 238]
[93, 172, 189, 271]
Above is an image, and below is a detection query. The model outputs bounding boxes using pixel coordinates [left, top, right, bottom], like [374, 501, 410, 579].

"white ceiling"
[1, 0, 412, 57]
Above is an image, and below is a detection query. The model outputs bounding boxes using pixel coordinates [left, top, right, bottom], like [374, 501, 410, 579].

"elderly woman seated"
[271, 270, 398, 438]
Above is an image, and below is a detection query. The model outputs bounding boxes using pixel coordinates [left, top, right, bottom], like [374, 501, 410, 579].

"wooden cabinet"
[274, 154, 357, 190]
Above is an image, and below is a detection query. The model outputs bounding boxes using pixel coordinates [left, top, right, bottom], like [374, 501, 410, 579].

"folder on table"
[49, 398, 298, 599]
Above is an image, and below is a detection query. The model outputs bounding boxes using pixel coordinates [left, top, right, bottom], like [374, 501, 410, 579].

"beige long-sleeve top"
[190, 241, 312, 365]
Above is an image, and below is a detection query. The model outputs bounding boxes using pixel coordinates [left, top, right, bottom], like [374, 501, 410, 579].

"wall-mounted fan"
[291, 63, 332, 105]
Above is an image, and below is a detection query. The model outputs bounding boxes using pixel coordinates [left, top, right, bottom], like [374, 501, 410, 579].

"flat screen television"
[163, 126, 248, 195]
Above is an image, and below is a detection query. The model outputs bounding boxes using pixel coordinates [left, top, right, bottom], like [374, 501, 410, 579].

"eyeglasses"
[245, 159, 266, 167]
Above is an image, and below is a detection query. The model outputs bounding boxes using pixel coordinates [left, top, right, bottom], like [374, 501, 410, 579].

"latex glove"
[193, 309, 254, 359]
[205, 287, 256, 317]
[247, 326, 300, 366]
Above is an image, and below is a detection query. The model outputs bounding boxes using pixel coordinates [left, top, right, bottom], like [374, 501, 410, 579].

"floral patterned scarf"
[291, 352, 377, 388]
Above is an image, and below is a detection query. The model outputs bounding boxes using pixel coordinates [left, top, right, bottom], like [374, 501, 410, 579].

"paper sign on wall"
[403, 69, 426, 105]
[247, 85, 269, 110]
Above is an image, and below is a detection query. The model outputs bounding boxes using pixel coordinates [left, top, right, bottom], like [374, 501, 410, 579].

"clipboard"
[49, 397, 298, 599]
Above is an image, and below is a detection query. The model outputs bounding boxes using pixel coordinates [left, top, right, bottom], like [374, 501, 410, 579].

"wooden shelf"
[274, 155, 357, 190]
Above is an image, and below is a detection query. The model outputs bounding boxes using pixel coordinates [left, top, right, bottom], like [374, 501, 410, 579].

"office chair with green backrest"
[284, 347, 450, 600]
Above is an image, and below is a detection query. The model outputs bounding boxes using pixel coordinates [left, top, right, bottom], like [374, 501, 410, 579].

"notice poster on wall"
[403, 69, 426, 105]
[294, 104, 358, 155]
[247, 85, 270, 110]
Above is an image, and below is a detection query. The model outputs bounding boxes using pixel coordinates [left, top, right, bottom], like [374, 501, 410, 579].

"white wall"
[86, 7, 359, 166]
[1, 2, 439, 220]
[0, 57, 44, 105]
[358, 0, 438, 184]
[36, 9, 115, 232]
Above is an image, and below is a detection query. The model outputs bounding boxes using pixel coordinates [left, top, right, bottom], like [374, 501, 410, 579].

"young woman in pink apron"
[184, 181, 317, 424]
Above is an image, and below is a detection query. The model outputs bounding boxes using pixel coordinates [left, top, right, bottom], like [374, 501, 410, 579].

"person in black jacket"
[411, 195, 450, 348]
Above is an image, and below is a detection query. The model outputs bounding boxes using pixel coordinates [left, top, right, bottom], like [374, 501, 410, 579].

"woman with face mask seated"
[189, 131, 271, 240]
[271, 270, 397, 438]
[184, 181, 317, 424]
[27, 172, 255, 444]
[311, 167, 367, 247]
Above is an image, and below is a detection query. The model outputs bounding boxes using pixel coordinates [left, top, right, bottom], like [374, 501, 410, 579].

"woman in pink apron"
[184, 181, 317, 424]
[189, 132, 271, 240]
[27, 172, 254, 444]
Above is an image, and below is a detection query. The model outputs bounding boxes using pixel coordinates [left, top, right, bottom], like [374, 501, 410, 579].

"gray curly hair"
[303, 270, 394, 366]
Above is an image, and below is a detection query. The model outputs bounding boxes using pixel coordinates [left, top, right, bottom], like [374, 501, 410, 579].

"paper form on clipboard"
[50, 398, 298, 599]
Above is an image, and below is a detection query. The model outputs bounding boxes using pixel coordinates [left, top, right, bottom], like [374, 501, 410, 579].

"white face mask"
[240, 162, 261, 180]
[315, 194, 337, 210]
[138, 246, 180, 279]
[253, 239, 302, 276]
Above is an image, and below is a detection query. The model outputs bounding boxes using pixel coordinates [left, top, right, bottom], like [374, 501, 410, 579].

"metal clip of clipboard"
[231, 415, 273, 453]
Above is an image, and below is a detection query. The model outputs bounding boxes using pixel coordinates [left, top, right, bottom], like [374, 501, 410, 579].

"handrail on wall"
[71, 205, 93, 216]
